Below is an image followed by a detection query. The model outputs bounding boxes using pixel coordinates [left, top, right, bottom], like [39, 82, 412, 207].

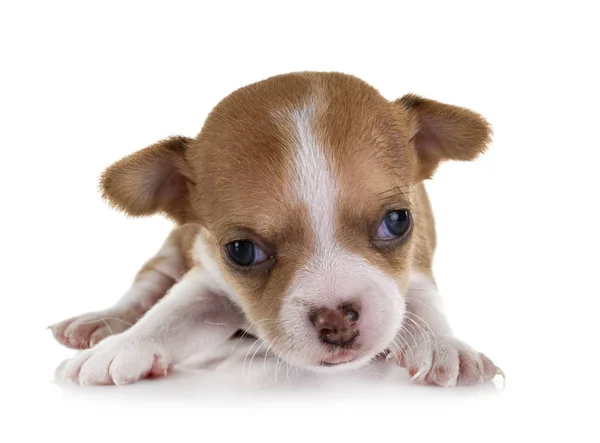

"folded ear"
[100, 135, 194, 223]
[396, 94, 492, 181]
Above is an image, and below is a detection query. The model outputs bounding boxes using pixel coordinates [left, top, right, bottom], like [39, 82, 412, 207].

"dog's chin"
[292, 349, 385, 374]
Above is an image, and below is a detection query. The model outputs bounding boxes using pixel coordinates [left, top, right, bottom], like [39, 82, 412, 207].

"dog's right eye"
[225, 240, 269, 267]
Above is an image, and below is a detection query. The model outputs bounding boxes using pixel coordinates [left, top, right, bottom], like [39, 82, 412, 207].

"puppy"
[50, 71, 501, 386]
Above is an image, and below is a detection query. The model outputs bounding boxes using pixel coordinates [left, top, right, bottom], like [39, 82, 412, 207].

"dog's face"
[101, 72, 490, 371]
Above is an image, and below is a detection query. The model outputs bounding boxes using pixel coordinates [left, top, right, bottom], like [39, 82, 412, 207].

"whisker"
[274, 354, 285, 383]
[399, 321, 420, 350]
[405, 311, 438, 339]
[394, 331, 415, 363]
[101, 318, 114, 337]
[263, 337, 279, 382]
[229, 318, 274, 355]
[406, 295, 437, 314]
[242, 337, 262, 377]
[75, 317, 134, 327]
[403, 315, 434, 349]
[247, 339, 266, 379]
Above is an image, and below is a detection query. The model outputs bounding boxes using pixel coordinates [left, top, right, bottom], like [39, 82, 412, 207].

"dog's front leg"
[391, 272, 502, 387]
[57, 267, 243, 386]
[49, 224, 199, 349]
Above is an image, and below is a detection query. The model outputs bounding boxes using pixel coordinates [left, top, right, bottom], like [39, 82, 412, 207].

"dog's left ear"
[395, 94, 492, 180]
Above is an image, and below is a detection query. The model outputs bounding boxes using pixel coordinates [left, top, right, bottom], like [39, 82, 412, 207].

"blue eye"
[225, 240, 268, 267]
[375, 210, 411, 240]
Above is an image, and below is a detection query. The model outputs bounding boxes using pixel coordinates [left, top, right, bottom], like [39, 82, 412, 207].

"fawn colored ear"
[396, 94, 492, 180]
[100, 135, 194, 223]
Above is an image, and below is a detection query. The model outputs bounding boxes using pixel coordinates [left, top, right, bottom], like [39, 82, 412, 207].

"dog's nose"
[310, 304, 360, 346]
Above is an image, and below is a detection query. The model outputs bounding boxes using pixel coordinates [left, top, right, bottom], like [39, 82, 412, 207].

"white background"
[1, 1, 599, 442]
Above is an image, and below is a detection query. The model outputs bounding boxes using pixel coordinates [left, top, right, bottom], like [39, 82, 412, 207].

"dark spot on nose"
[310, 304, 360, 347]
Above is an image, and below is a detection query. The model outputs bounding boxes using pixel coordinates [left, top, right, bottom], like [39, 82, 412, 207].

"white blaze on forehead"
[290, 102, 337, 250]
[278, 102, 405, 369]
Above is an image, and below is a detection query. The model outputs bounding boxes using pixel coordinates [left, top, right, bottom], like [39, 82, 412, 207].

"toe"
[60, 350, 93, 383]
[63, 317, 104, 349]
[54, 359, 68, 381]
[457, 349, 485, 386]
[427, 346, 460, 387]
[49, 318, 76, 346]
[109, 349, 161, 385]
[480, 353, 500, 382]
[406, 345, 434, 383]
[88, 327, 111, 348]
[78, 351, 116, 385]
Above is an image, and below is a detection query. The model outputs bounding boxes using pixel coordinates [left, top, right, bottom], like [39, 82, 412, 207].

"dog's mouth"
[318, 347, 392, 367]
[320, 351, 359, 366]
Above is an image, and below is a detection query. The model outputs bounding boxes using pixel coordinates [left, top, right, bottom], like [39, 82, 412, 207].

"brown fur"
[135, 223, 200, 281]
[99, 71, 491, 328]
[100, 135, 194, 224]
[396, 94, 492, 180]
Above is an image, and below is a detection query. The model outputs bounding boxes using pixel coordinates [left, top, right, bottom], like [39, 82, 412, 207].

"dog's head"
[101, 72, 491, 371]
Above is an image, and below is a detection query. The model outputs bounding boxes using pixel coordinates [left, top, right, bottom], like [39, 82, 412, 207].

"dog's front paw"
[391, 335, 501, 387]
[48, 306, 142, 349]
[56, 334, 169, 386]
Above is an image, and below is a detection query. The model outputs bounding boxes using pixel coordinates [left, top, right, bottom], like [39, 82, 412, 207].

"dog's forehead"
[193, 72, 415, 235]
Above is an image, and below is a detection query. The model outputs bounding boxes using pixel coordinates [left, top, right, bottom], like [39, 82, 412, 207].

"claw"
[410, 368, 424, 381]
[494, 367, 506, 388]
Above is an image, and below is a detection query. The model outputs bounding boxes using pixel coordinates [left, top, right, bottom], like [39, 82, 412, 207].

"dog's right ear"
[100, 136, 194, 223]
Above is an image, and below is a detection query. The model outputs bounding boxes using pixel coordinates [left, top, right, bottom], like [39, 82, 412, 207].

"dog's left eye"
[375, 209, 411, 240]
[225, 240, 268, 267]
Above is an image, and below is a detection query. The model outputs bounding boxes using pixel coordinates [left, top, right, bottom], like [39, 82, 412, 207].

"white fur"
[290, 103, 337, 249]
[191, 228, 232, 294]
[405, 272, 452, 336]
[58, 268, 244, 385]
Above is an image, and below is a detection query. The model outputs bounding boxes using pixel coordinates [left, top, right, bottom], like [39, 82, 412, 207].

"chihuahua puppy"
[51, 72, 501, 386]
